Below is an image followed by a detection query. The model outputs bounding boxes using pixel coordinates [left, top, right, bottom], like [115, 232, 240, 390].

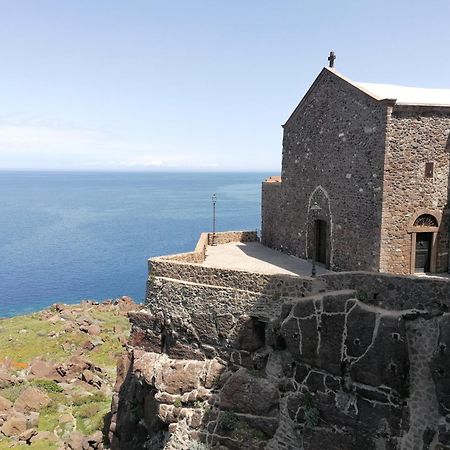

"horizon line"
[0, 168, 280, 174]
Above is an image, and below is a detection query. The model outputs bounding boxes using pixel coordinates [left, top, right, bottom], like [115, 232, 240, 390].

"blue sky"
[0, 0, 449, 172]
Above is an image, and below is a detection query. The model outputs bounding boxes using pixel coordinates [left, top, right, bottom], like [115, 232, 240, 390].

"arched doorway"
[409, 213, 439, 274]
[314, 219, 328, 265]
[307, 185, 333, 269]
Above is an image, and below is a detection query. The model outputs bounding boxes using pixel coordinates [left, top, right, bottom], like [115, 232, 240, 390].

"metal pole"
[212, 194, 217, 245]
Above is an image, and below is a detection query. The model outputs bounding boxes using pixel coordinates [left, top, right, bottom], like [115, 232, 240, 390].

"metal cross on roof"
[328, 51, 336, 68]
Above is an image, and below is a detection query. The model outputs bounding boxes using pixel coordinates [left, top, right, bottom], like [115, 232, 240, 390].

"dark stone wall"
[149, 258, 319, 299]
[321, 271, 450, 310]
[262, 68, 388, 272]
[261, 182, 282, 250]
[110, 264, 450, 449]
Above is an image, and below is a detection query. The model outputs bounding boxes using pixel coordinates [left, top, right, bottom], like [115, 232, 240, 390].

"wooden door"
[315, 220, 327, 265]
[415, 232, 432, 273]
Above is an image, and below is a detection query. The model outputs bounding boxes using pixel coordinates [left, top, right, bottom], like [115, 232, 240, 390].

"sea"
[0, 171, 270, 317]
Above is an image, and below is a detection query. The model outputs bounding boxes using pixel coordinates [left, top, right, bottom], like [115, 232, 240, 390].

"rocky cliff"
[108, 237, 450, 450]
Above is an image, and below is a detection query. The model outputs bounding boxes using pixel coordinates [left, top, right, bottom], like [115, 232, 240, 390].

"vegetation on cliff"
[0, 297, 136, 449]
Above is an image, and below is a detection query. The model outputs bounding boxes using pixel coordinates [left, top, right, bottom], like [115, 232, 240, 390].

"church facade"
[262, 67, 450, 275]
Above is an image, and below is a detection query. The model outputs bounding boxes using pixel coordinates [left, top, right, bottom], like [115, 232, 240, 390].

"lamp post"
[310, 202, 322, 277]
[211, 193, 217, 245]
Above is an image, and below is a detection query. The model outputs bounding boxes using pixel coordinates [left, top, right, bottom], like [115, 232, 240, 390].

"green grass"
[74, 400, 110, 435]
[0, 302, 131, 449]
[31, 379, 64, 393]
[0, 314, 67, 364]
[38, 403, 60, 433]
[0, 383, 28, 402]
[0, 305, 130, 370]
[0, 439, 59, 450]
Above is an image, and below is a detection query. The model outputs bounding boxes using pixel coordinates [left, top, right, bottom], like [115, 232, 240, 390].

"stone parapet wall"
[320, 271, 450, 311]
[208, 230, 258, 245]
[149, 260, 317, 299]
[157, 233, 209, 264]
[147, 230, 315, 298]
[152, 231, 258, 265]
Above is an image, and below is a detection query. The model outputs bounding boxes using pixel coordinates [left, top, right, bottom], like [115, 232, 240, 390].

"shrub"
[188, 442, 211, 450]
[72, 391, 108, 406]
[78, 402, 101, 418]
[0, 384, 28, 402]
[303, 392, 320, 428]
[219, 411, 239, 432]
[271, 292, 281, 301]
[232, 421, 266, 442]
[32, 379, 63, 394]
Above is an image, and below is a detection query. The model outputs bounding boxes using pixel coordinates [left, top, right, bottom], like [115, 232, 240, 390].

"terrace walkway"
[202, 241, 330, 276]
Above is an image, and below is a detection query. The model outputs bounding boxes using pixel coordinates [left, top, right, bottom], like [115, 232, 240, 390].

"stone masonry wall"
[110, 244, 450, 449]
[261, 182, 281, 250]
[321, 271, 450, 310]
[262, 68, 388, 272]
[159, 231, 258, 264]
[149, 259, 318, 299]
[380, 108, 450, 274]
[209, 231, 258, 246]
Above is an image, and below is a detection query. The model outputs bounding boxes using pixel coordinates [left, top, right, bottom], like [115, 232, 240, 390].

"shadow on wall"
[106, 239, 450, 449]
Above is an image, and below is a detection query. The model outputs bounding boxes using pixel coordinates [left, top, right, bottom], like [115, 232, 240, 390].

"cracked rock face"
[109, 275, 450, 450]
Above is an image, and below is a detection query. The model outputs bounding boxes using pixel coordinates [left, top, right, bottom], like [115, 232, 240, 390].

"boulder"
[81, 369, 94, 384]
[28, 358, 61, 380]
[116, 296, 135, 312]
[14, 387, 51, 413]
[87, 430, 103, 446]
[18, 427, 38, 442]
[114, 352, 131, 393]
[1, 414, 28, 436]
[0, 368, 12, 387]
[83, 340, 95, 351]
[87, 324, 102, 336]
[27, 412, 40, 428]
[0, 394, 13, 411]
[65, 430, 85, 450]
[219, 368, 279, 416]
[30, 430, 60, 443]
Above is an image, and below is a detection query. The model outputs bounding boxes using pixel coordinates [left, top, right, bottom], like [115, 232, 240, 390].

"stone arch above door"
[305, 185, 333, 269]
[407, 210, 441, 232]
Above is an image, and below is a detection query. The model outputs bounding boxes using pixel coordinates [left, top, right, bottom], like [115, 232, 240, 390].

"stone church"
[262, 65, 450, 275]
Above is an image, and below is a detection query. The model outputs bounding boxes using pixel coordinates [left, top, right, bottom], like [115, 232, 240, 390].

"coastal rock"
[0, 368, 13, 386]
[65, 430, 85, 450]
[0, 395, 13, 412]
[87, 324, 102, 336]
[14, 387, 51, 413]
[30, 430, 60, 444]
[218, 368, 279, 416]
[1, 414, 28, 437]
[28, 358, 61, 380]
[18, 427, 38, 442]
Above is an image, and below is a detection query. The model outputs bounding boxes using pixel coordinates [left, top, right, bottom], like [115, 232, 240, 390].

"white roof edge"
[326, 67, 450, 107]
[323, 67, 388, 102]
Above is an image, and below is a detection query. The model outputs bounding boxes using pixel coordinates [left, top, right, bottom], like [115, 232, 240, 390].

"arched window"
[413, 214, 438, 227]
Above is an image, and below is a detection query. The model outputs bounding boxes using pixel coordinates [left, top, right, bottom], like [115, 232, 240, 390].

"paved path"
[203, 242, 330, 276]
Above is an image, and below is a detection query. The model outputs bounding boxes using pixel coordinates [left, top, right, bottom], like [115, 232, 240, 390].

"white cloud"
[0, 124, 219, 171]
